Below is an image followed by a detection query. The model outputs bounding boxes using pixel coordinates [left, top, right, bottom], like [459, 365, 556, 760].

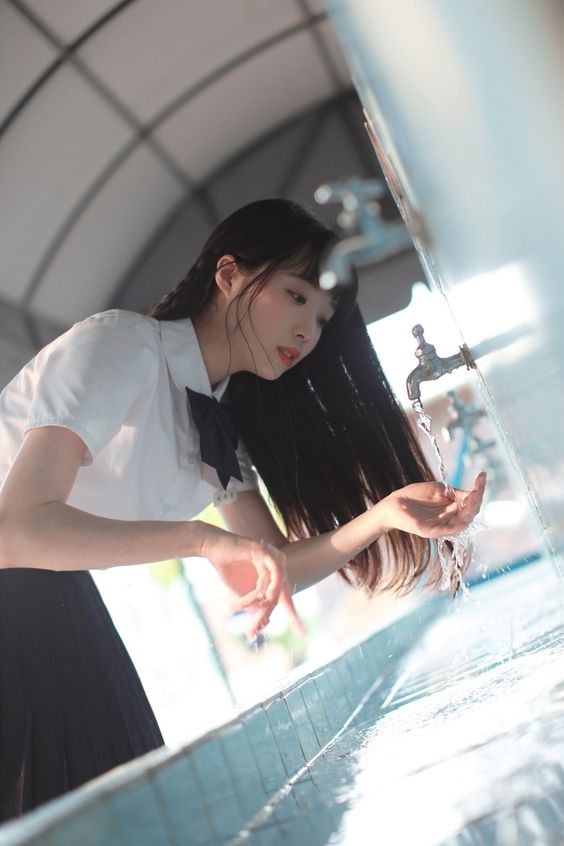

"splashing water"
[412, 399, 474, 598]
[412, 400, 451, 496]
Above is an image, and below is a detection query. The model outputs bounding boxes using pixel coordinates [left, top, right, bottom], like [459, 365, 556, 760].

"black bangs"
[148, 198, 346, 324]
[313, 269, 359, 333]
[329, 272, 359, 326]
[272, 236, 359, 327]
[286, 238, 336, 285]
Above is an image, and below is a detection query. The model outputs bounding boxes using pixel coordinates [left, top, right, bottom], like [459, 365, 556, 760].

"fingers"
[454, 472, 487, 503]
[232, 587, 267, 611]
[450, 472, 487, 524]
[238, 540, 285, 636]
[475, 471, 487, 506]
[225, 537, 305, 640]
[238, 564, 305, 640]
[422, 486, 484, 537]
[245, 594, 305, 641]
[468, 472, 487, 513]
[245, 605, 272, 641]
[252, 539, 284, 602]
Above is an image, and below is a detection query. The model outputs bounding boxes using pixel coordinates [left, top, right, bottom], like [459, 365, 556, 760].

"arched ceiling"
[1, 0, 422, 386]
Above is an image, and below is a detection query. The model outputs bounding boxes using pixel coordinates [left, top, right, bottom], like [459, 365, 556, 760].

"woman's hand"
[223, 562, 305, 637]
[378, 472, 487, 538]
[197, 524, 300, 638]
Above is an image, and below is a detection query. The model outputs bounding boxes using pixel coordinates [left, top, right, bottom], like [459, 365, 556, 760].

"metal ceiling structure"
[0, 0, 421, 387]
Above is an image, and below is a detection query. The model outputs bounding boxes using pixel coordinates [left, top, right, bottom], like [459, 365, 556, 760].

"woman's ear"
[215, 254, 241, 299]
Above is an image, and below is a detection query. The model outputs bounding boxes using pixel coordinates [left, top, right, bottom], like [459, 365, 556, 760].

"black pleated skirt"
[0, 568, 164, 822]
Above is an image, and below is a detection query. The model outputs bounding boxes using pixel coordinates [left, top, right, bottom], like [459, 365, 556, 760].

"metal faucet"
[314, 177, 412, 289]
[406, 324, 476, 402]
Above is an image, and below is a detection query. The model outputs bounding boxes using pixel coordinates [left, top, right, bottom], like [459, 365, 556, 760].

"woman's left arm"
[218, 472, 487, 596]
[218, 490, 388, 594]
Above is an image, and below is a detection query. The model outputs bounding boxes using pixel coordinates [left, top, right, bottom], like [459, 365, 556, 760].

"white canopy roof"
[1, 0, 421, 386]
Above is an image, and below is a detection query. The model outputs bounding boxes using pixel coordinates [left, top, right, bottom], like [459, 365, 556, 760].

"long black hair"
[148, 198, 438, 594]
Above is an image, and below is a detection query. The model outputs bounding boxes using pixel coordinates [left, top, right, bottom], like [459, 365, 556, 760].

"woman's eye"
[318, 317, 329, 329]
[289, 291, 306, 304]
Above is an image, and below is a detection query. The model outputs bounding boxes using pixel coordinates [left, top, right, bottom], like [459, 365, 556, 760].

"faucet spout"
[314, 177, 412, 288]
[406, 324, 476, 402]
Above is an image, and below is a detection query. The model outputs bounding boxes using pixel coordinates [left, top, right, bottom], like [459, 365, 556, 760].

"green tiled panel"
[299, 676, 332, 747]
[39, 802, 118, 846]
[342, 649, 368, 698]
[190, 737, 243, 841]
[327, 660, 356, 715]
[314, 665, 348, 731]
[219, 721, 268, 821]
[242, 707, 287, 796]
[0, 600, 442, 846]
[152, 755, 215, 846]
[1, 834, 60, 846]
[105, 776, 172, 846]
[264, 696, 305, 777]
[283, 687, 320, 762]
[247, 821, 284, 846]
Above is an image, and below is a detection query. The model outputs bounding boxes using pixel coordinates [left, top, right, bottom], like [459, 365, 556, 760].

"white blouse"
[0, 309, 258, 521]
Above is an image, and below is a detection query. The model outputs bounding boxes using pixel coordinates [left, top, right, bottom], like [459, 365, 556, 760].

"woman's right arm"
[0, 426, 207, 571]
[0, 426, 286, 636]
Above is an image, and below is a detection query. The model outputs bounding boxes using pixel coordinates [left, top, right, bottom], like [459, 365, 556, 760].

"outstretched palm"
[380, 472, 486, 538]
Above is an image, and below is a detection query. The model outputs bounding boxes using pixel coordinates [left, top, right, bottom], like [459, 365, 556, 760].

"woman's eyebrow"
[289, 275, 338, 314]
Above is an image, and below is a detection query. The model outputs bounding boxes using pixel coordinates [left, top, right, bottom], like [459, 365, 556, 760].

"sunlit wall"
[326, 0, 564, 572]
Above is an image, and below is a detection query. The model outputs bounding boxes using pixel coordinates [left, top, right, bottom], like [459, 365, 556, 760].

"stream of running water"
[411, 398, 474, 597]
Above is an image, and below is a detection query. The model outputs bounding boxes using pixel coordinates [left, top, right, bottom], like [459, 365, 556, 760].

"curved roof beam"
[4, 0, 195, 188]
[15, 9, 335, 305]
[108, 91, 357, 310]
[1, 0, 138, 139]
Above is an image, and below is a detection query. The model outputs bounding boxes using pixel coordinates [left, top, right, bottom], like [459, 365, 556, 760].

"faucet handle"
[412, 324, 425, 343]
[411, 324, 438, 362]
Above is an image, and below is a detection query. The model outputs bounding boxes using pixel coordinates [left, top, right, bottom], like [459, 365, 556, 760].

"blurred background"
[0, 0, 542, 747]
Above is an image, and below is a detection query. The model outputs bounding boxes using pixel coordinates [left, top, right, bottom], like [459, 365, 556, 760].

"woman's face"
[232, 269, 337, 380]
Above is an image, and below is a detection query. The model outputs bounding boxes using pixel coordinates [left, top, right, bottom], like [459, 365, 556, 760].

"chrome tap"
[406, 324, 476, 402]
[314, 177, 411, 289]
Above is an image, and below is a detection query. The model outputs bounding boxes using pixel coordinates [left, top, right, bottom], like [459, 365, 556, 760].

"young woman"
[0, 199, 485, 820]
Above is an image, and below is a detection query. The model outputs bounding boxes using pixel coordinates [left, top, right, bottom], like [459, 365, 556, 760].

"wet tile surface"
[264, 696, 305, 778]
[284, 686, 320, 763]
[105, 776, 172, 846]
[237, 561, 564, 846]
[153, 753, 215, 846]
[242, 707, 287, 797]
[3, 563, 563, 846]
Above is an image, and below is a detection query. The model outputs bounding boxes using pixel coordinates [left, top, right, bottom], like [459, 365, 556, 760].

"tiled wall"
[0, 598, 442, 846]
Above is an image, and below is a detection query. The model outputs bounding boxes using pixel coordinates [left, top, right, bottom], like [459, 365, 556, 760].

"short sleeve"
[232, 439, 259, 492]
[211, 439, 258, 506]
[25, 311, 159, 465]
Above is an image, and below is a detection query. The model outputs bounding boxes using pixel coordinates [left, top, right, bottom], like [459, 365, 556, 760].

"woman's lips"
[277, 346, 300, 367]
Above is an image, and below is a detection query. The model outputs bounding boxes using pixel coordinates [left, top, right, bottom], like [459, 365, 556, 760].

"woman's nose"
[294, 326, 311, 344]
[294, 316, 317, 343]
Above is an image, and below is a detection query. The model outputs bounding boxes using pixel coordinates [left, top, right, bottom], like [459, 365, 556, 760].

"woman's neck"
[192, 306, 236, 390]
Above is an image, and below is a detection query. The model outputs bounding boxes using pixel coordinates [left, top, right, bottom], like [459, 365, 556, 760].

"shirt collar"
[158, 317, 230, 401]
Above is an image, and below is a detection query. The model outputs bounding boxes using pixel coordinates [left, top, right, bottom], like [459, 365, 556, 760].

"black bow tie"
[186, 387, 243, 490]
